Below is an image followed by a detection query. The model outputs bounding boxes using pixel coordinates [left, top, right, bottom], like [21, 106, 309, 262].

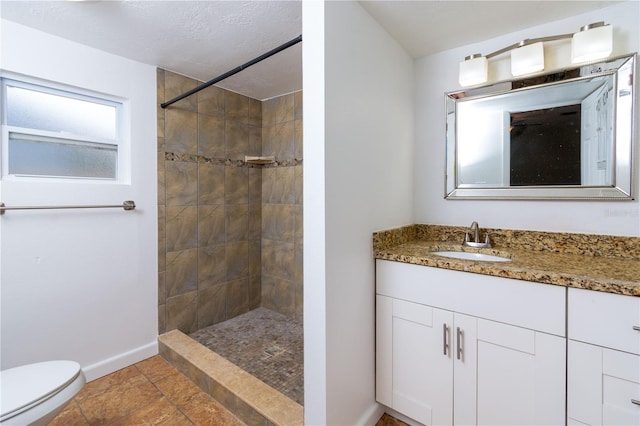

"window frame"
[1, 75, 126, 182]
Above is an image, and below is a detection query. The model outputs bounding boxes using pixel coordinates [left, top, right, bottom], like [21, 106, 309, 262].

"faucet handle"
[483, 233, 493, 248]
[455, 230, 470, 245]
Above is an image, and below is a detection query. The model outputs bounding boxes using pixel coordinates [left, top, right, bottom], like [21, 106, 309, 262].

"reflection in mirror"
[445, 54, 635, 200]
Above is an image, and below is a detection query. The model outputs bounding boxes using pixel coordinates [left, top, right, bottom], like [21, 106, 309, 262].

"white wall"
[303, 1, 414, 424]
[0, 21, 158, 380]
[414, 1, 640, 237]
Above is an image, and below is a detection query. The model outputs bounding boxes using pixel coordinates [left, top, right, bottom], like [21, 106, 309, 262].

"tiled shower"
[157, 69, 303, 334]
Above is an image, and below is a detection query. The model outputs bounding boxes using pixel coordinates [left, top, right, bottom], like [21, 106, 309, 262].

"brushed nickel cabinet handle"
[443, 324, 449, 356]
[632, 399, 640, 406]
[457, 327, 463, 360]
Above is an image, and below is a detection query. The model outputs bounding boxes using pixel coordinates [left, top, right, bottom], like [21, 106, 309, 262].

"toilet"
[0, 360, 85, 425]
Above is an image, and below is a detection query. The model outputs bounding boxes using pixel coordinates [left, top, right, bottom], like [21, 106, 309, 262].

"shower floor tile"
[190, 307, 303, 405]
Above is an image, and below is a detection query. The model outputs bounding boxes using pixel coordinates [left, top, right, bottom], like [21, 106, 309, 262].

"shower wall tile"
[249, 275, 261, 310]
[226, 241, 248, 281]
[157, 111, 165, 141]
[226, 91, 249, 124]
[274, 122, 295, 160]
[248, 203, 261, 241]
[158, 205, 166, 272]
[158, 68, 302, 331]
[294, 244, 303, 285]
[294, 204, 303, 246]
[165, 71, 198, 112]
[158, 304, 166, 334]
[166, 248, 198, 298]
[261, 276, 295, 318]
[260, 90, 302, 321]
[294, 91, 302, 121]
[294, 165, 303, 204]
[294, 119, 303, 159]
[166, 291, 198, 334]
[249, 99, 262, 127]
[165, 161, 198, 206]
[197, 115, 225, 159]
[261, 98, 277, 127]
[261, 125, 277, 158]
[166, 206, 198, 252]
[198, 245, 226, 288]
[248, 125, 262, 157]
[157, 150, 166, 205]
[225, 167, 248, 205]
[197, 284, 226, 328]
[225, 204, 248, 242]
[158, 135, 166, 153]
[262, 204, 295, 242]
[197, 164, 225, 205]
[262, 94, 294, 126]
[262, 239, 295, 281]
[261, 168, 275, 204]
[158, 272, 166, 306]
[276, 93, 295, 123]
[248, 168, 262, 204]
[272, 167, 296, 204]
[197, 205, 225, 247]
[294, 281, 303, 324]
[165, 109, 198, 154]
[225, 121, 249, 161]
[248, 240, 261, 279]
[198, 85, 225, 118]
[226, 278, 249, 318]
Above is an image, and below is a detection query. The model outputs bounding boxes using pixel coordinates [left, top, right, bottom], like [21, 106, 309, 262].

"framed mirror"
[445, 53, 636, 200]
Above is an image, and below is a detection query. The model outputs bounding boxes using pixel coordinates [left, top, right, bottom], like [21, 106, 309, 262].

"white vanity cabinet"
[567, 288, 640, 426]
[376, 260, 567, 426]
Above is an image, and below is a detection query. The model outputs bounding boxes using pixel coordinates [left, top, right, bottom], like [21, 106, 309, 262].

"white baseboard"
[354, 402, 385, 426]
[82, 341, 158, 381]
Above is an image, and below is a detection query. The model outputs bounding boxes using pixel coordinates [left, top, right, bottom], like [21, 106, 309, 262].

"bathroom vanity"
[373, 224, 640, 426]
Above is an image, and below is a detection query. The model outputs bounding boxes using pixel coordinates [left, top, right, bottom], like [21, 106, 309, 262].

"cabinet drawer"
[568, 288, 640, 355]
[376, 260, 566, 336]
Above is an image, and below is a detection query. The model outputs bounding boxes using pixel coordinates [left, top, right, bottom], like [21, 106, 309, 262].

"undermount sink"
[431, 251, 511, 262]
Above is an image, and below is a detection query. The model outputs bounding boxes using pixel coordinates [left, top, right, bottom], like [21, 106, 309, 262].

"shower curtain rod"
[161, 34, 302, 109]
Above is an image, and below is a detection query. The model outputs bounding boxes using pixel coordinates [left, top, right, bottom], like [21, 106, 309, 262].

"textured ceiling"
[0, 0, 302, 100]
[0, 1, 621, 100]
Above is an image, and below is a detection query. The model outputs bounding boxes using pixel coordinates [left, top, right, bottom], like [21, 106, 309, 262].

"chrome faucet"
[469, 221, 480, 244]
[462, 221, 492, 248]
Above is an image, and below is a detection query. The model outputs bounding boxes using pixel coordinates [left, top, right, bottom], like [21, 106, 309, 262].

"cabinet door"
[376, 295, 454, 426]
[568, 340, 640, 426]
[465, 317, 566, 426]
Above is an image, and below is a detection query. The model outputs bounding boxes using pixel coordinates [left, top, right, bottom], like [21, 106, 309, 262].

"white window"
[1, 78, 123, 180]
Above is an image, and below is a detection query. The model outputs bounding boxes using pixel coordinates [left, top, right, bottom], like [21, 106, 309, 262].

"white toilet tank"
[0, 360, 85, 425]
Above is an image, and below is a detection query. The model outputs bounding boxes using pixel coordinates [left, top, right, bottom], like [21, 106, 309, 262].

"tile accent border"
[159, 330, 303, 426]
[165, 151, 302, 168]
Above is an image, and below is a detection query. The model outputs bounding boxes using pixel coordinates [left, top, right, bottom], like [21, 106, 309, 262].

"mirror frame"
[445, 53, 636, 200]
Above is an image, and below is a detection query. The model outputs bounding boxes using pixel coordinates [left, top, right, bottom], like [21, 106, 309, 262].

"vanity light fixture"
[458, 22, 613, 87]
[571, 22, 613, 63]
[458, 54, 488, 86]
[510, 41, 545, 77]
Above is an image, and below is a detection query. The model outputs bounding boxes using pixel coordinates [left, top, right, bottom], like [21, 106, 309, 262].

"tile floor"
[49, 355, 244, 425]
[49, 353, 408, 426]
[375, 413, 410, 426]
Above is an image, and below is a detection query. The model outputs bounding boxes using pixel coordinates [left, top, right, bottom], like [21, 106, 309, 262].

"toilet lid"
[0, 360, 82, 420]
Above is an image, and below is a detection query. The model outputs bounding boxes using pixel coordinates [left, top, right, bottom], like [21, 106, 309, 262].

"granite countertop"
[374, 225, 640, 297]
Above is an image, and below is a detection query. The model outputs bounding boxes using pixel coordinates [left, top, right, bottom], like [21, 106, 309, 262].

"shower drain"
[264, 345, 286, 357]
